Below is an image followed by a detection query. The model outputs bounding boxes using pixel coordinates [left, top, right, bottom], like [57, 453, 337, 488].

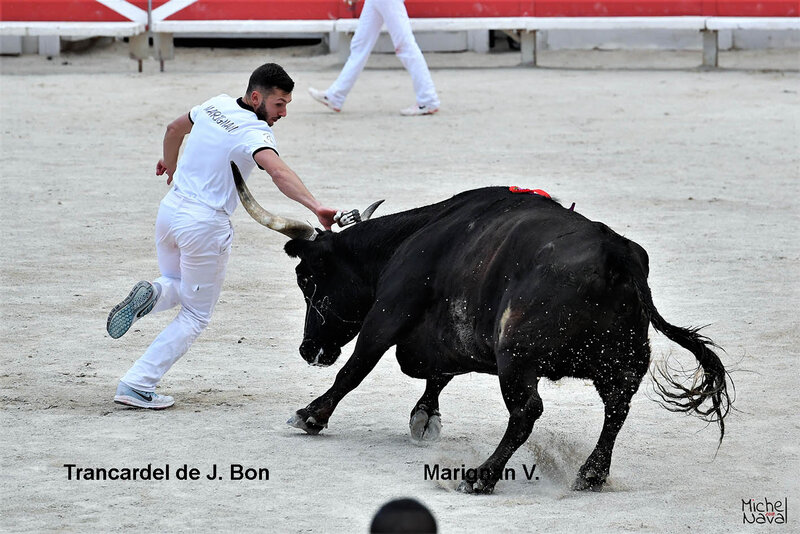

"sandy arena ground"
[1, 41, 799, 533]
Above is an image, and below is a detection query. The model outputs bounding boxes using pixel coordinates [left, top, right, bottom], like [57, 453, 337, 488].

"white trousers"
[327, 0, 439, 109]
[121, 190, 233, 391]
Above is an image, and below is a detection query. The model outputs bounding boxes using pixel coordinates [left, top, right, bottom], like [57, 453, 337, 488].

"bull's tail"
[633, 278, 733, 445]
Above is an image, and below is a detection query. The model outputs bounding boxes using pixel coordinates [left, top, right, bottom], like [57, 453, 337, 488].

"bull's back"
[424, 188, 629, 302]
[397, 189, 650, 377]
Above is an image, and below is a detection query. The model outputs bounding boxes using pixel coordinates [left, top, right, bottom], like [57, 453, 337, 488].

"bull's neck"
[337, 203, 442, 284]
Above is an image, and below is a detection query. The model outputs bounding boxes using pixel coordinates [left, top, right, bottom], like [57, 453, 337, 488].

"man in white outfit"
[309, 0, 439, 115]
[108, 63, 339, 409]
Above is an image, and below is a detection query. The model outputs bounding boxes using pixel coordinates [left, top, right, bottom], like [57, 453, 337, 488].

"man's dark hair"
[247, 63, 294, 95]
[370, 498, 437, 533]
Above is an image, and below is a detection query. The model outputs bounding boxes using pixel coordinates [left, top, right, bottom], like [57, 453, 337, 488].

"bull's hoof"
[409, 407, 442, 442]
[456, 479, 495, 495]
[572, 468, 605, 492]
[287, 410, 327, 435]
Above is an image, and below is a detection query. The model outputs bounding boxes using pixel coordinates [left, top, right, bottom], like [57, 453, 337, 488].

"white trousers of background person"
[326, 0, 439, 110]
[121, 189, 233, 391]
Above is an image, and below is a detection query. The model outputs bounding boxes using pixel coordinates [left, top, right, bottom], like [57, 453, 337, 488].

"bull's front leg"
[288, 341, 387, 434]
[289, 276, 430, 435]
[288, 313, 407, 435]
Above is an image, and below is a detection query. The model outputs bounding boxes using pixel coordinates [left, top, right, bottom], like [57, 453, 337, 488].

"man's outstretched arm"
[254, 148, 337, 229]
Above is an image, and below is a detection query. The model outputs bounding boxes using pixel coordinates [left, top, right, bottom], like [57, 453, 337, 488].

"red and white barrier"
[1, 0, 797, 66]
[2, 1, 796, 24]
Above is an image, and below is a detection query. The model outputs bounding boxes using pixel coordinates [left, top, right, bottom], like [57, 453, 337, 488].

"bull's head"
[232, 162, 382, 366]
[284, 235, 375, 366]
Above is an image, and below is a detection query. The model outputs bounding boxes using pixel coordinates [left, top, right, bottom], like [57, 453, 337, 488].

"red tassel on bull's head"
[509, 186, 551, 198]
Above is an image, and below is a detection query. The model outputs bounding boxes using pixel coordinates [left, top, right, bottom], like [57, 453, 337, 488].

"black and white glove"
[334, 209, 361, 227]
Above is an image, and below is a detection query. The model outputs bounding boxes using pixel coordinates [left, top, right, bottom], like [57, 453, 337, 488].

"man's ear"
[249, 89, 262, 108]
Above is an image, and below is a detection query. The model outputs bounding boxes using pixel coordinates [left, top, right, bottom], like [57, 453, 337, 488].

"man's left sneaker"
[400, 104, 439, 116]
[107, 281, 156, 339]
[114, 382, 174, 409]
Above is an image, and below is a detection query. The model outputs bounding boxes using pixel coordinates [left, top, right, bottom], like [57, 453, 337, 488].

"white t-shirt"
[171, 94, 278, 216]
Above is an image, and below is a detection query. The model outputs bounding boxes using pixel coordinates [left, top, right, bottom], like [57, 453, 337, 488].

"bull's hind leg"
[410, 375, 452, 442]
[458, 350, 542, 494]
[573, 369, 643, 491]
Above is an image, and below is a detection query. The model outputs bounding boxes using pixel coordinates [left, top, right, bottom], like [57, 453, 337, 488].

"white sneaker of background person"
[399, 104, 438, 116]
[308, 87, 341, 113]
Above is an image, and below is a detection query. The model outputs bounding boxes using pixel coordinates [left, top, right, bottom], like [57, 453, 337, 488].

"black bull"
[236, 176, 732, 493]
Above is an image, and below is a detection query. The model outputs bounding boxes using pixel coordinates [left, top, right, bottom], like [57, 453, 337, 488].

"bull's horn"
[231, 162, 316, 241]
[361, 199, 384, 221]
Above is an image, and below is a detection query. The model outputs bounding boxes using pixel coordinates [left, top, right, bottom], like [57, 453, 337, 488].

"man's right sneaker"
[114, 382, 174, 409]
[308, 87, 341, 112]
[107, 281, 156, 339]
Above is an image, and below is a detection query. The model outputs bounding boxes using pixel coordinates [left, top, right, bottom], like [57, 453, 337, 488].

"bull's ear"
[284, 238, 311, 258]
[285, 237, 336, 261]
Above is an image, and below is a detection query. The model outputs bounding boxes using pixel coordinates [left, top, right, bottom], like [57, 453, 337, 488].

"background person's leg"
[326, 0, 385, 109]
[379, 0, 439, 109]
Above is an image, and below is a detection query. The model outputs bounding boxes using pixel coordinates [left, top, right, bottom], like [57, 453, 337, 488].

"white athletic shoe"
[308, 87, 341, 112]
[114, 382, 174, 409]
[400, 104, 439, 116]
[107, 281, 157, 339]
